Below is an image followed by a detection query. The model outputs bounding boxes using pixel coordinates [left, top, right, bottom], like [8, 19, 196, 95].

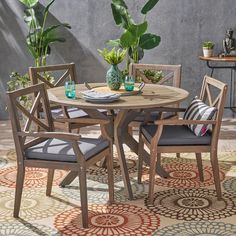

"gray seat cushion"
[141, 124, 211, 146]
[25, 137, 109, 162]
[51, 107, 88, 119]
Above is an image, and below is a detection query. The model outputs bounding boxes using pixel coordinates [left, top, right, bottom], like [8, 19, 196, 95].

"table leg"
[114, 110, 134, 200]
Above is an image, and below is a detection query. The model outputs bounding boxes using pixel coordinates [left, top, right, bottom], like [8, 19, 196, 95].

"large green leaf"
[19, 0, 38, 8]
[129, 21, 147, 39]
[111, 3, 131, 29]
[139, 33, 161, 49]
[141, 0, 159, 14]
[120, 31, 135, 48]
[112, 0, 128, 9]
[111, 3, 122, 25]
[42, 23, 71, 37]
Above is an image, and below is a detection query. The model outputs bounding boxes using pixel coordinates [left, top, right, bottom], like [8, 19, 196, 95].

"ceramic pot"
[203, 48, 213, 57]
[106, 64, 122, 90]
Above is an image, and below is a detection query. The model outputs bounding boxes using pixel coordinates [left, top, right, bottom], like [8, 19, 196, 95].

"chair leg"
[137, 134, 144, 184]
[46, 169, 54, 196]
[13, 165, 25, 218]
[106, 145, 114, 204]
[128, 125, 133, 136]
[210, 150, 222, 200]
[78, 166, 88, 228]
[195, 153, 204, 182]
[148, 151, 159, 205]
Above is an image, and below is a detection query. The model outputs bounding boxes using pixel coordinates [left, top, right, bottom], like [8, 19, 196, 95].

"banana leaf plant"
[19, 0, 71, 67]
[108, 0, 161, 67]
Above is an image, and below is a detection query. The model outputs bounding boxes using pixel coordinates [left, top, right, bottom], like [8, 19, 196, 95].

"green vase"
[106, 64, 122, 90]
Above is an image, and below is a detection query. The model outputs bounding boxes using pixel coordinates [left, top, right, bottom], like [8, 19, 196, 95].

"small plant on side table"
[202, 41, 215, 57]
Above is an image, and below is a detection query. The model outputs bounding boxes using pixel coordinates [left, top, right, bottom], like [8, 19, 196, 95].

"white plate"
[82, 95, 120, 103]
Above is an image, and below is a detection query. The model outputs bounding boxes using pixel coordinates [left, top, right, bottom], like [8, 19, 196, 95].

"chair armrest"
[154, 119, 216, 126]
[18, 131, 81, 141]
[53, 117, 110, 125]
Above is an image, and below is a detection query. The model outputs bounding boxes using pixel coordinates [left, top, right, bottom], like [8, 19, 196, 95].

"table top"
[199, 56, 236, 62]
[48, 83, 189, 110]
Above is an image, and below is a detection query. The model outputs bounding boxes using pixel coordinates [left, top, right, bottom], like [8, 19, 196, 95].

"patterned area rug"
[0, 149, 236, 236]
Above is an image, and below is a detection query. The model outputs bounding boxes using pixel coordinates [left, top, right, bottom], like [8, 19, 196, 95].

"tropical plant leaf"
[141, 0, 159, 14]
[44, 0, 56, 15]
[129, 21, 148, 38]
[42, 23, 71, 37]
[139, 33, 161, 49]
[120, 30, 136, 48]
[19, 0, 38, 8]
[111, 3, 131, 29]
[26, 43, 38, 58]
[112, 0, 128, 9]
[106, 39, 121, 47]
[111, 3, 122, 25]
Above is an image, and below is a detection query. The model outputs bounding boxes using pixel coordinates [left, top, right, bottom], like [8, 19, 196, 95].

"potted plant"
[98, 47, 127, 90]
[202, 41, 215, 57]
[7, 0, 71, 109]
[108, 0, 161, 72]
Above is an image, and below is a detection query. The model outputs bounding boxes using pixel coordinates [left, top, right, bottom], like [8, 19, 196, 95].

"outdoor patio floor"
[0, 118, 236, 235]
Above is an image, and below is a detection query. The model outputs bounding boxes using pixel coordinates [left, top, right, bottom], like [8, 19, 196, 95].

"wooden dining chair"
[128, 63, 182, 131]
[138, 75, 228, 204]
[7, 83, 114, 228]
[29, 63, 97, 132]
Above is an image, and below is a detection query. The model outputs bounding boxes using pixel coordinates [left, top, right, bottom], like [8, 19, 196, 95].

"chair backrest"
[29, 63, 77, 88]
[129, 63, 181, 88]
[199, 75, 228, 146]
[7, 83, 54, 163]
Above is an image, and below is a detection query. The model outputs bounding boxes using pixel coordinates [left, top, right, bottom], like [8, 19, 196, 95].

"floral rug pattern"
[0, 149, 236, 235]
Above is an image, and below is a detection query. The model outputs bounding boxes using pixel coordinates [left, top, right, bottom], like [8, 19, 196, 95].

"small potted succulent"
[202, 41, 215, 57]
[98, 47, 127, 90]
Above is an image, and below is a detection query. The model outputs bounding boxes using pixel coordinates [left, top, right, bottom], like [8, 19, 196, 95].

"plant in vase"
[108, 0, 161, 72]
[98, 47, 127, 90]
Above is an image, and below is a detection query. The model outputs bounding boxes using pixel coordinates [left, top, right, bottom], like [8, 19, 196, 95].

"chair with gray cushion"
[29, 63, 100, 132]
[128, 63, 182, 130]
[7, 83, 114, 228]
[138, 75, 228, 204]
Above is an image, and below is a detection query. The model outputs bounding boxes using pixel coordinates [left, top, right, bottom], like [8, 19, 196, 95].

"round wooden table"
[48, 83, 189, 199]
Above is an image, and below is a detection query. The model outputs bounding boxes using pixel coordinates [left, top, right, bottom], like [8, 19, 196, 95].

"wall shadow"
[0, 2, 106, 119]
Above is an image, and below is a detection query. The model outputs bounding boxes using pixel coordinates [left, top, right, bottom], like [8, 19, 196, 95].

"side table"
[199, 56, 236, 111]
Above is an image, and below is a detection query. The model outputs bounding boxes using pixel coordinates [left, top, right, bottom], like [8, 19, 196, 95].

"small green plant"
[202, 41, 215, 49]
[98, 48, 127, 65]
[143, 69, 163, 83]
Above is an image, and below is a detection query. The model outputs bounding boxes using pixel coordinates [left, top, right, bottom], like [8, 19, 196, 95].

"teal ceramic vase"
[106, 64, 122, 90]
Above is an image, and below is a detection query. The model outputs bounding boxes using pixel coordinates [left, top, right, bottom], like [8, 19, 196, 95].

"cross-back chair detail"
[29, 63, 77, 88]
[7, 83, 114, 228]
[138, 75, 228, 204]
[128, 63, 182, 137]
[129, 63, 181, 87]
[29, 63, 96, 132]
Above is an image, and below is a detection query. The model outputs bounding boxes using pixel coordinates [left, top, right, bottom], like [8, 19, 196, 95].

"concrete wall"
[1, 0, 235, 119]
